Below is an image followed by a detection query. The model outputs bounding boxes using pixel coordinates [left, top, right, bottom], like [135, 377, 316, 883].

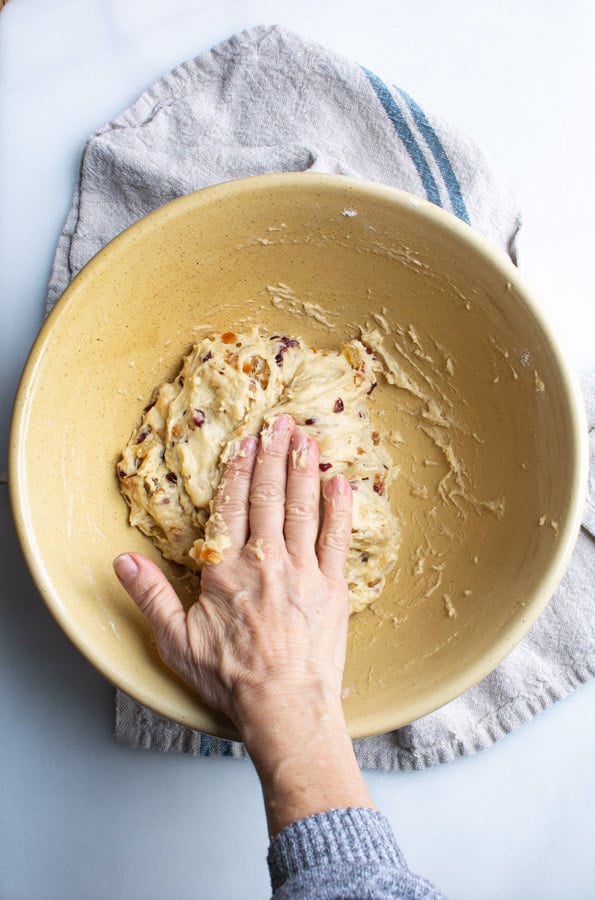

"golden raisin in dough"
[117, 327, 399, 614]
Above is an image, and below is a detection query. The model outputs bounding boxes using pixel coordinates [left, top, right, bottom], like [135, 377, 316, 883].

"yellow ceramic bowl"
[10, 174, 588, 740]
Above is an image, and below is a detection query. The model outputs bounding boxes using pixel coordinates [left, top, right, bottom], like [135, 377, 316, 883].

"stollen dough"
[117, 327, 399, 613]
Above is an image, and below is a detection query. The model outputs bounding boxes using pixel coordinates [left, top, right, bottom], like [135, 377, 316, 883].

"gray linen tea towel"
[46, 25, 595, 770]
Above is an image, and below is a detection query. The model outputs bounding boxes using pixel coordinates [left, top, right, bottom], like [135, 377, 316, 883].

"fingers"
[248, 415, 295, 542]
[210, 435, 258, 554]
[284, 429, 321, 559]
[113, 552, 187, 651]
[316, 476, 353, 579]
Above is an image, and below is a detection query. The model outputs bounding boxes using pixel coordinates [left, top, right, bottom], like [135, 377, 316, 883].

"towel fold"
[47, 25, 594, 770]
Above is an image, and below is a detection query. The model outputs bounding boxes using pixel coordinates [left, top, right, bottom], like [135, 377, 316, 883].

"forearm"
[238, 689, 374, 838]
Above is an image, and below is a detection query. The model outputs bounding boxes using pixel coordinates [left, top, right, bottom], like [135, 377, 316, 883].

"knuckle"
[285, 499, 318, 521]
[243, 538, 283, 565]
[318, 525, 350, 553]
[136, 577, 169, 617]
[219, 493, 248, 518]
[250, 481, 286, 506]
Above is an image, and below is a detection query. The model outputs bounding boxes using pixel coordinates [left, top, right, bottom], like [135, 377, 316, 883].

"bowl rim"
[8, 172, 591, 738]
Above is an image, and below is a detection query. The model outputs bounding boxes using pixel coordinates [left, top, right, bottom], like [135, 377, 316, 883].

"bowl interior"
[10, 174, 587, 739]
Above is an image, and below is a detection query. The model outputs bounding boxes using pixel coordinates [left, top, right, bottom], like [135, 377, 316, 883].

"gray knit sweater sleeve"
[267, 808, 447, 899]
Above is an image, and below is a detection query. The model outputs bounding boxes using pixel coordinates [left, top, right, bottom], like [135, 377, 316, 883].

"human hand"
[114, 414, 375, 835]
[113, 414, 353, 735]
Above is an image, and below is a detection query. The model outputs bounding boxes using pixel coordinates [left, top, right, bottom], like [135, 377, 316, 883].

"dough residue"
[117, 327, 400, 614]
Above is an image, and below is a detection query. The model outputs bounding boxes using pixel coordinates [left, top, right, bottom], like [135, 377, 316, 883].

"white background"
[1, 1, 594, 898]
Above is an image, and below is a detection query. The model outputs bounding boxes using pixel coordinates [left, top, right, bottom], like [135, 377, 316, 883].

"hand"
[114, 413, 375, 835]
[113, 414, 353, 732]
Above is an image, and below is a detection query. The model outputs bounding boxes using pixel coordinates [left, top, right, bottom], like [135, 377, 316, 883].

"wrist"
[232, 678, 346, 756]
[234, 684, 375, 838]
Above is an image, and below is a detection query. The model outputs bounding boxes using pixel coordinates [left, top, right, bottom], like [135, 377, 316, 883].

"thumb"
[113, 553, 187, 652]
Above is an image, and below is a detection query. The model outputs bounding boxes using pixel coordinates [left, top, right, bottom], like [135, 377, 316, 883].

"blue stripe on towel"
[362, 67, 442, 208]
[199, 735, 237, 757]
[200, 734, 214, 756]
[395, 86, 470, 224]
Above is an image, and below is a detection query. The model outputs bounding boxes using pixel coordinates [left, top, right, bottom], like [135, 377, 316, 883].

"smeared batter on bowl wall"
[248, 284, 508, 627]
[117, 327, 400, 614]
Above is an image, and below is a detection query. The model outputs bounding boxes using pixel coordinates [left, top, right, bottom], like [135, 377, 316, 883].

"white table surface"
[1, 2, 594, 898]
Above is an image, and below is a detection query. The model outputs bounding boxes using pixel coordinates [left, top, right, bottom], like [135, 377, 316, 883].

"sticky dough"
[117, 327, 399, 614]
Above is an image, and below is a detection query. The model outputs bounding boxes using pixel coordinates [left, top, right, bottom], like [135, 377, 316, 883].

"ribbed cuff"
[267, 807, 405, 892]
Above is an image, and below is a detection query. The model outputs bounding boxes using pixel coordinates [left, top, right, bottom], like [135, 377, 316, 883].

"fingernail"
[240, 435, 258, 456]
[292, 430, 309, 450]
[260, 414, 292, 450]
[323, 475, 350, 501]
[323, 475, 339, 496]
[113, 554, 138, 585]
[291, 430, 310, 469]
[271, 414, 292, 434]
